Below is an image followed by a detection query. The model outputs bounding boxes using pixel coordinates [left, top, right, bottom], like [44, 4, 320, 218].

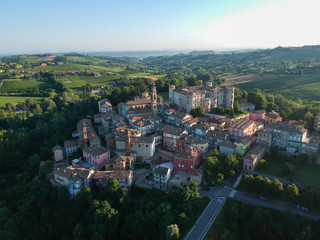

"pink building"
[228, 118, 256, 140]
[74, 146, 110, 170]
[249, 110, 266, 122]
[243, 144, 266, 171]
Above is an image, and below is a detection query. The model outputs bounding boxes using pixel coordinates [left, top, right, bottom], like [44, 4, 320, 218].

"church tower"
[83, 123, 88, 146]
[152, 83, 157, 115]
[125, 130, 131, 156]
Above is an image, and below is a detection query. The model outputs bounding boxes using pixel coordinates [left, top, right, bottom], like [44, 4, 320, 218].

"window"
[146, 144, 148, 147]
[138, 144, 141, 147]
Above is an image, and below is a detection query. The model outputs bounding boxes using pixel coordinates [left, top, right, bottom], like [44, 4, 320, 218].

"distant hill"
[84, 50, 191, 58]
[143, 45, 320, 66]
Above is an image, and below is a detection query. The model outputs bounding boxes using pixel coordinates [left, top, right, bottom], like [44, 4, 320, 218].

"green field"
[37, 64, 125, 73]
[256, 156, 320, 186]
[158, 92, 169, 101]
[232, 73, 320, 100]
[0, 96, 44, 107]
[56, 74, 119, 89]
[0, 79, 42, 92]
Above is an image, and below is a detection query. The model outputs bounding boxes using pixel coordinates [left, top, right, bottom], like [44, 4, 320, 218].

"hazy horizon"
[1, 0, 319, 55]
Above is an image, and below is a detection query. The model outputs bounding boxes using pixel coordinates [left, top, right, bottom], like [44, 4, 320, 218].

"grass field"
[37, 64, 125, 73]
[256, 156, 320, 186]
[57, 75, 119, 89]
[224, 73, 320, 100]
[158, 92, 169, 101]
[0, 96, 44, 107]
[0, 79, 42, 92]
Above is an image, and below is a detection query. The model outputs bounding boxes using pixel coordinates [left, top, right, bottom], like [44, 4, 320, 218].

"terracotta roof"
[93, 170, 132, 179]
[126, 107, 152, 114]
[99, 99, 112, 107]
[130, 136, 155, 143]
[126, 98, 152, 105]
[230, 118, 255, 130]
[266, 111, 281, 119]
[54, 166, 94, 180]
[251, 110, 266, 114]
[266, 122, 307, 134]
[178, 134, 209, 145]
[154, 166, 170, 176]
[244, 144, 266, 161]
[220, 140, 235, 149]
[156, 124, 186, 136]
[83, 145, 109, 156]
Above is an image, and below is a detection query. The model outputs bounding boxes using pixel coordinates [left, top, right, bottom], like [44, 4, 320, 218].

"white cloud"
[197, 0, 320, 48]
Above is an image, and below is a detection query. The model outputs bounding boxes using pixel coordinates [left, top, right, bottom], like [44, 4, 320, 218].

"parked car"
[260, 196, 268, 201]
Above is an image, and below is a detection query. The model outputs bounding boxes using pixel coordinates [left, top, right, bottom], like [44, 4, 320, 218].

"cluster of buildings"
[51, 83, 320, 195]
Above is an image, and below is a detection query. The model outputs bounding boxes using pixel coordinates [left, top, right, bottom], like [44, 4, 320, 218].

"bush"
[257, 159, 267, 170]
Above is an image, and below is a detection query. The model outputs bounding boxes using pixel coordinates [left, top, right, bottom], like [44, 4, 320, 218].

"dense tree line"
[235, 88, 320, 131]
[242, 175, 320, 211]
[211, 199, 320, 240]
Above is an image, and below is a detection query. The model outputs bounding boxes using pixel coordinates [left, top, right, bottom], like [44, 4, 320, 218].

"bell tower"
[152, 83, 157, 115]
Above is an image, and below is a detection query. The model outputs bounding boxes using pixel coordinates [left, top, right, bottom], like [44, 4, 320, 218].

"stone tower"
[82, 123, 88, 146]
[152, 83, 157, 115]
[169, 85, 175, 104]
[225, 87, 235, 108]
[125, 130, 131, 156]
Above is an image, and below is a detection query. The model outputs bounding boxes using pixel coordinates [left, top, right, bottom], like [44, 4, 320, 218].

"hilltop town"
[51, 82, 320, 195]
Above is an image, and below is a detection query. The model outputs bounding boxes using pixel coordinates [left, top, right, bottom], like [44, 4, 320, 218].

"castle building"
[169, 83, 235, 113]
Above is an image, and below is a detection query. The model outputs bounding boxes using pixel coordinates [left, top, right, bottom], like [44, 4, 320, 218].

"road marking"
[229, 190, 236, 198]
[184, 197, 213, 240]
[197, 198, 226, 240]
[224, 186, 233, 190]
[218, 197, 225, 203]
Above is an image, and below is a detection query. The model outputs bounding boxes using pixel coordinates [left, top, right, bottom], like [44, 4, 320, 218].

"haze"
[1, 0, 319, 54]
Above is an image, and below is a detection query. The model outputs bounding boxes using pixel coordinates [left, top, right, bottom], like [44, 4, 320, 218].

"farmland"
[36, 64, 125, 73]
[0, 79, 42, 93]
[56, 74, 119, 89]
[0, 96, 44, 107]
[224, 73, 320, 100]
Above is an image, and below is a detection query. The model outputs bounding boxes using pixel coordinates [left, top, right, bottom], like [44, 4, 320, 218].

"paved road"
[184, 196, 226, 240]
[184, 187, 233, 240]
[233, 190, 320, 221]
[184, 186, 320, 240]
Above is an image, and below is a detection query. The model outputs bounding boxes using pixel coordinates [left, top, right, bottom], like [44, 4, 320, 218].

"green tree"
[166, 224, 179, 240]
[286, 183, 299, 202]
[190, 106, 205, 117]
[34, 104, 42, 113]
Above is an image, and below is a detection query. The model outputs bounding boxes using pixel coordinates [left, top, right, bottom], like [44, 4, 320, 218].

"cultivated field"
[0, 79, 42, 92]
[37, 64, 125, 73]
[224, 73, 320, 100]
[55, 74, 119, 89]
[0, 96, 44, 107]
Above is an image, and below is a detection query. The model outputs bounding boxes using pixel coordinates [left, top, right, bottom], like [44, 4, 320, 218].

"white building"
[98, 99, 112, 113]
[53, 166, 95, 195]
[169, 84, 235, 113]
[154, 162, 173, 190]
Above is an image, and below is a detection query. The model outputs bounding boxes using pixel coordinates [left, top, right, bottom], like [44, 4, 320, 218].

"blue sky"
[0, 0, 319, 54]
